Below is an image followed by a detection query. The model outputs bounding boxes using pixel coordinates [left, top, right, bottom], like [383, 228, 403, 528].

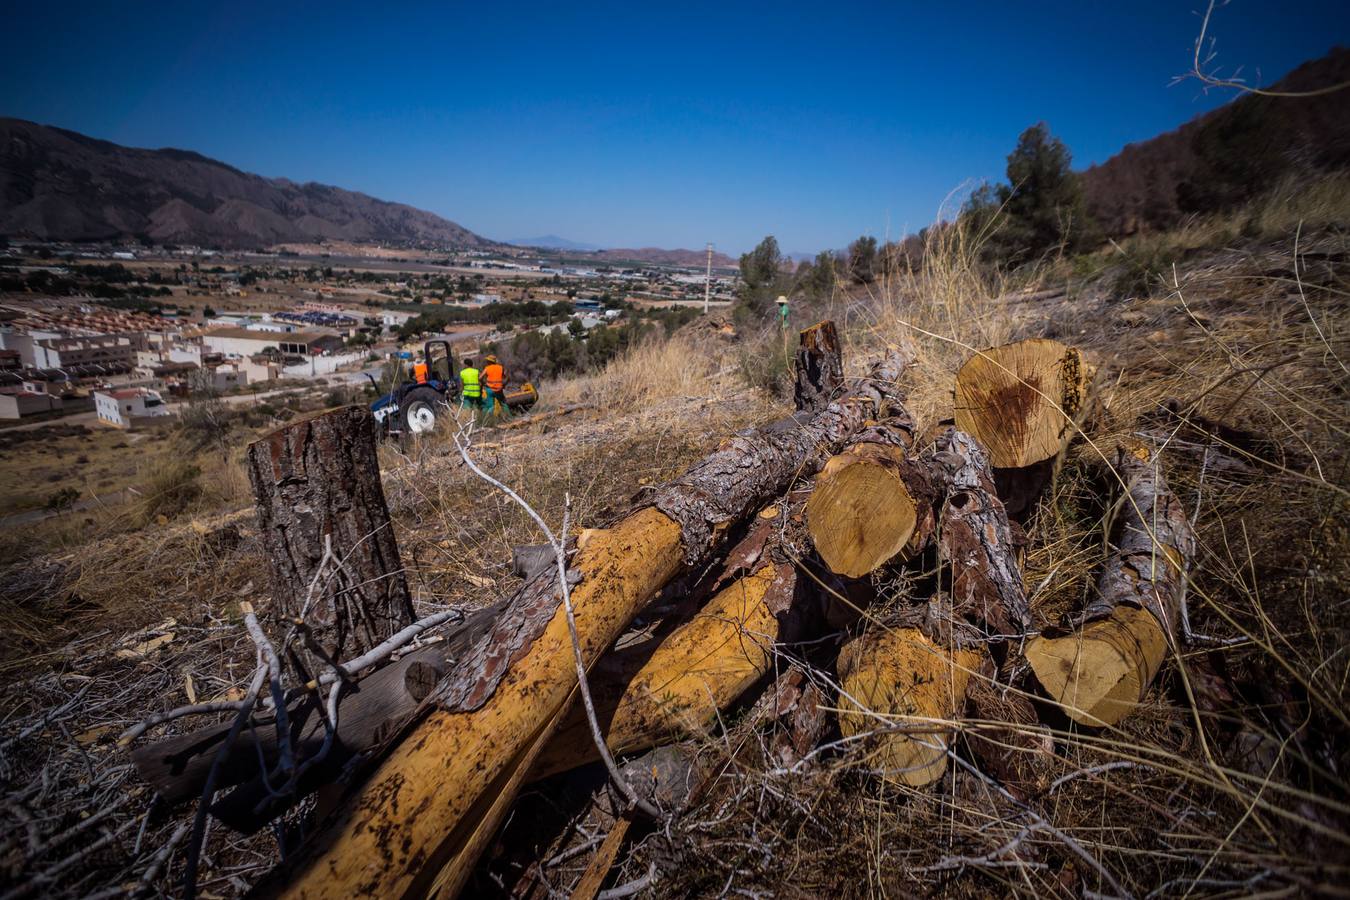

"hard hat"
[776, 295, 789, 305]
[485, 354, 499, 363]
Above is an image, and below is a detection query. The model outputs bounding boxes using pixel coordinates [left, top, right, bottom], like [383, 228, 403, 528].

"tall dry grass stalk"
[542, 333, 724, 414]
[845, 204, 1013, 427]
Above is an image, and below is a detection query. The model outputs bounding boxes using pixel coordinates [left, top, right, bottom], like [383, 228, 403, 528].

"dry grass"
[0, 422, 177, 515]
[1, 202, 1346, 897]
[542, 332, 727, 414]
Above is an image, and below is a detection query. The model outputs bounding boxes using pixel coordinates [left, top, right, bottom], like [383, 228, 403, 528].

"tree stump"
[246, 405, 414, 662]
[953, 338, 1088, 469]
[836, 627, 984, 787]
[794, 320, 844, 411]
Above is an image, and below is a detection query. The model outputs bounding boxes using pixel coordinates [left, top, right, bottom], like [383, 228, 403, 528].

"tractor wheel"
[400, 386, 447, 436]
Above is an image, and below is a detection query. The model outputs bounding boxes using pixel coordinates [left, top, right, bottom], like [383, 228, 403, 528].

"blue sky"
[3, 1, 1347, 254]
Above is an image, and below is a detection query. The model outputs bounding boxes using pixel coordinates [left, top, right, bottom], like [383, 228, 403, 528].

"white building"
[201, 327, 342, 359]
[0, 390, 61, 420]
[380, 309, 416, 329]
[94, 387, 173, 429]
[29, 334, 137, 369]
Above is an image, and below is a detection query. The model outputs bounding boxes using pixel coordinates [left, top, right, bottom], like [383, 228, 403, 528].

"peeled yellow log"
[1027, 605, 1167, 727]
[260, 509, 684, 900]
[1026, 444, 1194, 727]
[836, 628, 983, 786]
[953, 338, 1087, 469]
[532, 560, 791, 780]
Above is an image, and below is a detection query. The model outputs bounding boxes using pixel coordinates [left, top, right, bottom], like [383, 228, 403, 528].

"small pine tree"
[737, 235, 788, 319]
[965, 123, 1095, 266]
[847, 236, 878, 284]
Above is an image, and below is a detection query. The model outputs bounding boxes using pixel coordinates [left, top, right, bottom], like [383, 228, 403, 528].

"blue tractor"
[369, 339, 537, 437]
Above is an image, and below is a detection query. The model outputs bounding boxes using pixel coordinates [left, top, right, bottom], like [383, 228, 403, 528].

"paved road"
[0, 410, 100, 433]
[0, 489, 133, 530]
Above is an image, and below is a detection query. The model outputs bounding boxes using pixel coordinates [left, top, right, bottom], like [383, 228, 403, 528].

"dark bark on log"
[511, 544, 557, 581]
[793, 320, 845, 412]
[246, 405, 414, 659]
[746, 664, 829, 768]
[932, 428, 1030, 642]
[1080, 443, 1196, 629]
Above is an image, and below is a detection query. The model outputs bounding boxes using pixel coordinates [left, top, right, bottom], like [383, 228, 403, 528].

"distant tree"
[964, 123, 1094, 266]
[737, 235, 787, 319]
[796, 250, 837, 301]
[847, 236, 878, 284]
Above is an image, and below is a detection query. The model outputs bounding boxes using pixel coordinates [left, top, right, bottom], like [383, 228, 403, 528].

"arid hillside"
[2, 202, 1345, 897]
[1081, 47, 1350, 235]
[0, 118, 497, 249]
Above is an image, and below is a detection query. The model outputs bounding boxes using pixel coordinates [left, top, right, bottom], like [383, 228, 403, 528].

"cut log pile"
[122, 325, 1200, 898]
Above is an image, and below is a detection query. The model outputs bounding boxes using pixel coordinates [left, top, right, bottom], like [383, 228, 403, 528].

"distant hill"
[0, 118, 496, 249]
[506, 235, 604, 252]
[593, 247, 738, 268]
[511, 239, 739, 268]
[1081, 47, 1350, 235]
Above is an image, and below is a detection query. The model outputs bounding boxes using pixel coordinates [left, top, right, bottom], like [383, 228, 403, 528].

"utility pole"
[703, 242, 714, 314]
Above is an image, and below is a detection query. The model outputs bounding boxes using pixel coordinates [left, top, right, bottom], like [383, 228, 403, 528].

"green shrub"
[140, 460, 202, 523]
[736, 331, 794, 398]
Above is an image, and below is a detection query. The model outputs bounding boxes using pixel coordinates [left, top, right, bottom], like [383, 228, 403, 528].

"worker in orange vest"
[481, 354, 508, 417]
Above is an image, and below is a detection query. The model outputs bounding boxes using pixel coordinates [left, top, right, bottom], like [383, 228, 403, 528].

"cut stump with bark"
[1026, 443, 1195, 726]
[836, 628, 983, 787]
[953, 339, 1088, 469]
[794, 320, 844, 412]
[246, 404, 414, 660]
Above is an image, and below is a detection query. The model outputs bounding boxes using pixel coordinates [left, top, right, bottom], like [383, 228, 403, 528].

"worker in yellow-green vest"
[459, 358, 483, 411]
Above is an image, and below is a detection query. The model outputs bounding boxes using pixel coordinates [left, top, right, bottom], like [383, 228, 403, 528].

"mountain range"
[0, 118, 495, 249]
[0, 119, 741, 267]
